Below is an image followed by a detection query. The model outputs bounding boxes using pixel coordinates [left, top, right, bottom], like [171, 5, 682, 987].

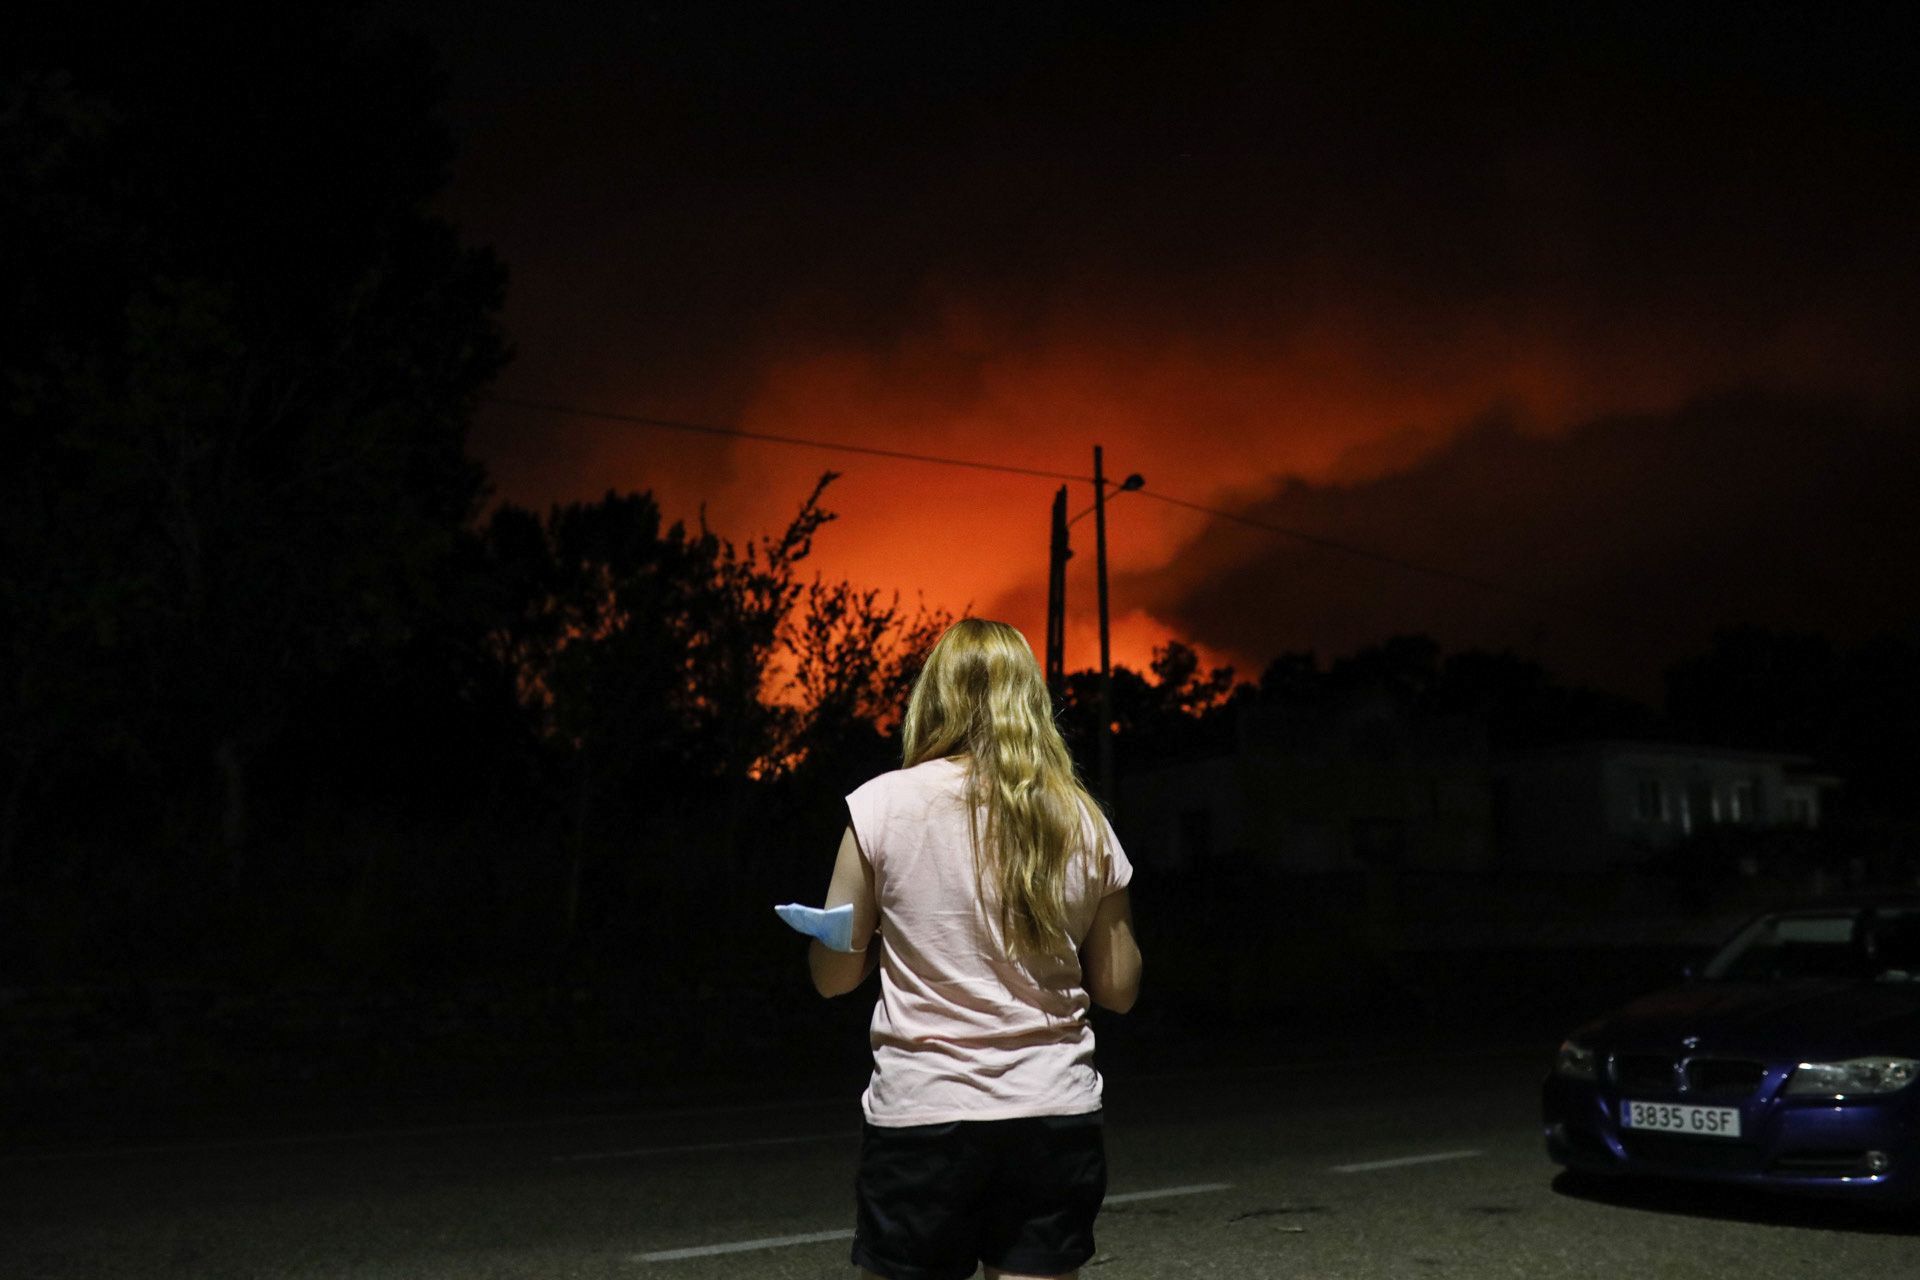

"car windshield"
[1704, 908, 1920, 982]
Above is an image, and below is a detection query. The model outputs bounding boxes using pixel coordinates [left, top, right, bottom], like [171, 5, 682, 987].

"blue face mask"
[775, 902, 859, 952]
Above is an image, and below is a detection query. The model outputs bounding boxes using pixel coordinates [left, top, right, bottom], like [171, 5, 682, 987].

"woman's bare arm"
[809, 825, 881, 997]
[1081, 886, 1141, 1013]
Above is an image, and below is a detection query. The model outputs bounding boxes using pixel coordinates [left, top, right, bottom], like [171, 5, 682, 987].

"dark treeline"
[1059, 633, 1665, 772]
[6, 9, 1919, 1008]
[0, 10, 958, 993]
[1071, 625, 1920, 832]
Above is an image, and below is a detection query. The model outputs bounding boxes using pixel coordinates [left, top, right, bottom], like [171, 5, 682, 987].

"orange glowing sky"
[412, 1, 1920, 698]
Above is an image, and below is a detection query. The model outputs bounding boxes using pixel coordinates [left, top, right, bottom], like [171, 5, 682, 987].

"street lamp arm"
[1068, 473, 1146, 527]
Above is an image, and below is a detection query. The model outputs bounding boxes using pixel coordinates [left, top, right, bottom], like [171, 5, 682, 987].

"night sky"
[380, 1, 1919, 700]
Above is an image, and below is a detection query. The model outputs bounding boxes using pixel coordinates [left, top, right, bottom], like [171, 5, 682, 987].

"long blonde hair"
[900, 618, 1105, 960]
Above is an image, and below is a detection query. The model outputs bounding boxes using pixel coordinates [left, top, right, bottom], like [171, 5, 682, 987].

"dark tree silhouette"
[1665, 625, 1920, 821]
[1432, 646, 1662, 747]
[1058, 640, 1244, 776]
[1, 10, 507, 883]
[470, 476, 950, 947]
[1664, 625, 1838, 754]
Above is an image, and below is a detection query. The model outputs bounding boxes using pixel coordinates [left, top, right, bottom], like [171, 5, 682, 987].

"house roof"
[1494, 737, 1817, 767]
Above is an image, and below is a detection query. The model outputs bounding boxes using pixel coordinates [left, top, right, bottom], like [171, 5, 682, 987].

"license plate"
[1622, 1100, 1742, 1138]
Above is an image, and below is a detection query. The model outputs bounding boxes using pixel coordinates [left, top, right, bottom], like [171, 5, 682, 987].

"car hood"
[1579, 979, 1920, 1060]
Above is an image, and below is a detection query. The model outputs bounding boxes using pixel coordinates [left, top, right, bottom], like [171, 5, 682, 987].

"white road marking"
[632, 1183, 1234, 1263]
[1332, 1148, 1483, 1174]
[555, 1132, 845, 1162]
[635, 1228, 854, 1263]
[1106, 1181, 1235, 1204]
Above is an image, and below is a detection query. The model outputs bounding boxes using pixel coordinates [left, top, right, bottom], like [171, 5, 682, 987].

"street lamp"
[1044, 449, 1143, 807]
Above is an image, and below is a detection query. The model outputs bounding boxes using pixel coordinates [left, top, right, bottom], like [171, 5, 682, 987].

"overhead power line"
[1135, 490, 1556, 607]
[484, 394, 1087, 483]
[485, 392, 1550, 606]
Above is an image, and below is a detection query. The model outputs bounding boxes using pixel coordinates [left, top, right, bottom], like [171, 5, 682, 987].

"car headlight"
[1554, 1040, 1598, 1081]
[1784, 1057, 1920, 1098]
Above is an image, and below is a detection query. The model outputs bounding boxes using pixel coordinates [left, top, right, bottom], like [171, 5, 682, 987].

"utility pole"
[1094, 445, 1114, 807]
[1045, 486, 1069, 701]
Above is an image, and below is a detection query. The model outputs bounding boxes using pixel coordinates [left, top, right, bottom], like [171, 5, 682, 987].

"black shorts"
[852, 1110, 1106, 1280]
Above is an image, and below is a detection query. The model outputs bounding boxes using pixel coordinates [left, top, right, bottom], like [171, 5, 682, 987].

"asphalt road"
[5, 1041, 1915, 1278]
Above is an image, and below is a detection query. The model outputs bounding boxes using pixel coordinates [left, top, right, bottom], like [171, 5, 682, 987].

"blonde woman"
[808, 618, 1143, 1280]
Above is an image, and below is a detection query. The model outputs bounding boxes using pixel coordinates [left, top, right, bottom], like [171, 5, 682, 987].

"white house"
[1490, 739, 1841, 872]
[1117, 699, 1843, 878]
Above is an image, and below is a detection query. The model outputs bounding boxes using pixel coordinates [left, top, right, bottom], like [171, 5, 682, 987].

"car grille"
[1684, 1058, 1766, 1097]
[1607, 1054, 1766, 1099]
[1619, 1131, 1763, 1173]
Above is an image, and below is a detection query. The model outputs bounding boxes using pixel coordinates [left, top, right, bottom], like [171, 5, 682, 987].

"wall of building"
[1489, 749, 1613, 871]
[1600, 746, 1788, 847]
[1491, 742, 1825, 871]
[1119, 703, 1831, 882]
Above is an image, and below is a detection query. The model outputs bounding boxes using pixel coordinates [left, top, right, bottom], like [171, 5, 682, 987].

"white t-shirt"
[845, 756, 1134, 1127]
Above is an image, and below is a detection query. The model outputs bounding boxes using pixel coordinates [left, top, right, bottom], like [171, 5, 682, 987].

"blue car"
[1543, 898, 1920, 1201]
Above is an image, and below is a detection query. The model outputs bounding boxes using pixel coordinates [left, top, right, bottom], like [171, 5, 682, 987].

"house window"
[1684, 781, 1714, 834]
[1634, 778, 1666, 824]
[1728, 780, 1758, 825]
